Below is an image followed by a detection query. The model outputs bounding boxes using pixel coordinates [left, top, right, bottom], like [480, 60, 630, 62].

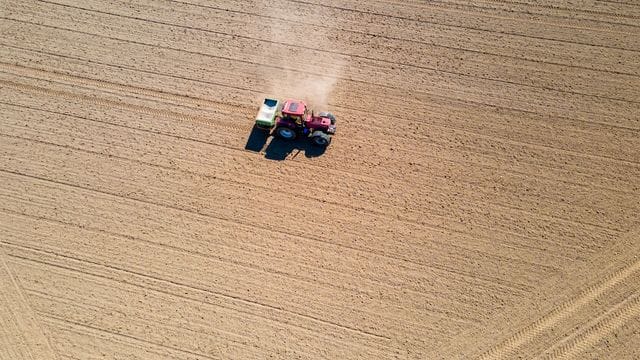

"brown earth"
[1, 0, 639, 359]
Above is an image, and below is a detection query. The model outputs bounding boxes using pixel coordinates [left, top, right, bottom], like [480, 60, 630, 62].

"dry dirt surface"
[1, 0, 639, 359]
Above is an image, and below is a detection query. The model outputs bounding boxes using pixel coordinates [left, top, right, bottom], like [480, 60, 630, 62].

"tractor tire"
[275, 126, 296, 140]
[311, 131, 331, 147]
[318, 112, 336, 125]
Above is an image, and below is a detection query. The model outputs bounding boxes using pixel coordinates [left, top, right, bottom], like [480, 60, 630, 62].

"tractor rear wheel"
[275, 126, 296, 140]
[318, 112, 336, 125]
[311, 131, 331, 147]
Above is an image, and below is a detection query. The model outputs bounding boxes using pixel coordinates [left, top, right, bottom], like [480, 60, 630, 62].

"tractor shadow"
[244, 126, 326, 160]
[263, 137, 326, 160]
[244, 125, 269, 152]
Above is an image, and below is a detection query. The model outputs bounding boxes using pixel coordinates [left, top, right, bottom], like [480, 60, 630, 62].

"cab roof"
[281, 99, 307, 116]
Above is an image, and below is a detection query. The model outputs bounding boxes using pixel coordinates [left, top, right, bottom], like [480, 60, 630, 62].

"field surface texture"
[1, 0, 639, 359]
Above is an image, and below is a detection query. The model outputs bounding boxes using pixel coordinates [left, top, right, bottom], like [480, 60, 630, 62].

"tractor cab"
[280, 99, 308, 127]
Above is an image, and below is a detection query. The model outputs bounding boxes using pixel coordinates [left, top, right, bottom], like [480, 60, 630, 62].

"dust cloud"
[256, 0, 345, 111]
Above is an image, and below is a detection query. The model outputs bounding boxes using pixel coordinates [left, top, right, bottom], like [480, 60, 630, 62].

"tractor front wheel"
[311, 131, 331, 147]
[275, 126, 296, 140]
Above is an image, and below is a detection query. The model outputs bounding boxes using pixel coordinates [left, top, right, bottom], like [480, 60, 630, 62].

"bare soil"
[1, 0, 639, 359]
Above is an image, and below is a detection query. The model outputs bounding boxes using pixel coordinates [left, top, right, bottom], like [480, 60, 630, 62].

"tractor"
[254, 98, 336, 147]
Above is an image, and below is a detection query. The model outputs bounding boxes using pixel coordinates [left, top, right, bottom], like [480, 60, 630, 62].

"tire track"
[539, 291, 640, 359]
[0, 0, 638, 357]
[478, 256, 640, 359]
[0, 248, 58, 360]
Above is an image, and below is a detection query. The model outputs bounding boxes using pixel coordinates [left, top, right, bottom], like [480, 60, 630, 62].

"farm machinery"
[254, 98, 336, 147]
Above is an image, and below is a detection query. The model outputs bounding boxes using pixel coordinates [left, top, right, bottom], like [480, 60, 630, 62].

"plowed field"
[1, 0, 639, 359]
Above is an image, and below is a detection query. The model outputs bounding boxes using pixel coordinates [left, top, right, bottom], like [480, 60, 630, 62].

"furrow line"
[3, 245, 395, 342]
[40, 315, 216, 360]
[3, 62, 637, 198]
[0, 207, 489, 317]
[6, 59, 640, 170]
[33, 0, 640, 98]
[5, 246, 401, 354]
[6, 13, 640, 110]
[287, 0, 640, 28]
[0, 79, 248, 133]
[192, 0, 640, 31]
[5, 41, 639, 135]
[0, 61, 240, 113]
[372, 0, 640, 49]
[21, 289, 271, 351]
[175, 0, 640, 52]
[1, 102, 629, 256]
[1, 130, 618, 254]
[407, 0, 640, 34]
[434, 1, 640, 27]
[0, 69, 238, 118]
[1, 205, 489, 319]
[35, 312, 220, 360]
[0, 169, 537, 294]
[0, 42, 259, 100]
[3, 126, 609, 267]
[3, 95, 635, 215]
[486, 0, 640, 19]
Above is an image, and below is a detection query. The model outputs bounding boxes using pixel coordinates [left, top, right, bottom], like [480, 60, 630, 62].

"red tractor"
[255, 98, 336, 147]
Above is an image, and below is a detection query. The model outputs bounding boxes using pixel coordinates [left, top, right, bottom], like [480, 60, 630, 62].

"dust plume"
[255, 0, 345, 111]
